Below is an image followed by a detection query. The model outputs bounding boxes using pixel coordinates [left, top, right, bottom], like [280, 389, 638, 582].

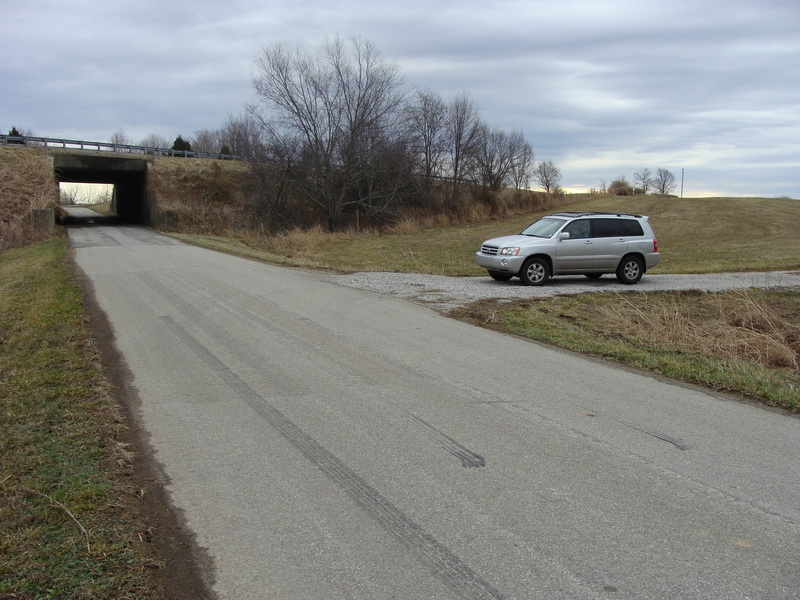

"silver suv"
[475, 212, 660, 285]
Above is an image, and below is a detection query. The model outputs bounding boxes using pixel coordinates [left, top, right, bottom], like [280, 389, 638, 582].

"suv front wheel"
[616, 255, 644, 284]
[519, 257, 551, 286]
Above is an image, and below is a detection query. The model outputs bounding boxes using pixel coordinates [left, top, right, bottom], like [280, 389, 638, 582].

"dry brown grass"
[600, 289, 799, 372]
[259, 223, 331, 255]
[454, 288, 800, 409]
[221, 188, 564, 263]
[0, 147, 59, 249]
[148, 158, 249, 232]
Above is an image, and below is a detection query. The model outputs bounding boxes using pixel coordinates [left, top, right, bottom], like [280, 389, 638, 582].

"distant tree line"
[599, 168, 677, 196]
[8, 126, 200, 156]
[108, 129, 196, 154]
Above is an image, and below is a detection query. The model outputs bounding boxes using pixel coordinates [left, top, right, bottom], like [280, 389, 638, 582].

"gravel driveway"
[323, 270, 800, 312]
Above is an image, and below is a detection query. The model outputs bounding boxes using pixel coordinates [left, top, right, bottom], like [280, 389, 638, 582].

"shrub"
[608, 177, 633, 196]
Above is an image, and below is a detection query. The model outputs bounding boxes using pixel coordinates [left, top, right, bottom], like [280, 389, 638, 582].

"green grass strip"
[0, 238, 153, 599]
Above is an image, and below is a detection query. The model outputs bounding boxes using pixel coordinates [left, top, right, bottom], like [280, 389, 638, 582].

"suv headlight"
[500, 247, 520, 256]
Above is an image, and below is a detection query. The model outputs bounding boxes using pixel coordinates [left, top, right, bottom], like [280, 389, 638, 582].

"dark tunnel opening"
[54, 154, 150, 226]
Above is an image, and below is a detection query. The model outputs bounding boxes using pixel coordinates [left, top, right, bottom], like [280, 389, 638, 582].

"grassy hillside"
[454, 288, 799, 410]
[567, 196, 800, 273]
[176, 195, 800, 275]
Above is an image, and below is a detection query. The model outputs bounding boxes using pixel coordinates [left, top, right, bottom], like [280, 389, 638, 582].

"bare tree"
[109, 129, 130, 145]
[220, 113, 263, 157]
[444, 91, 482, 202]
[534, 160, 562, 194]
[59, 183, 80, 205]
[633, 168, 653, 194]
[404, 89, 447, 192]
[467, 124, 534, 193]
[474, 125, 521, 191]
[508, 130, 534, 190]
[250, 36, 407, 230]
[192, 129, 221, 154]
[139, 133, 171, 149]
[653, 168, 677, 194]
[244, 130, 297, 230]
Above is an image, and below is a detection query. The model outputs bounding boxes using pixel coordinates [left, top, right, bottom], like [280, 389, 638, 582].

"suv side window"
[590, 218, 621, 238]
[620, 219, 644, 236]
[562, 219, 590, 239]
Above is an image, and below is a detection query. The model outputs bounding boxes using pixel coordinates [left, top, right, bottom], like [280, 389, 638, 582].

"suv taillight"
[653, 239, 658, 252]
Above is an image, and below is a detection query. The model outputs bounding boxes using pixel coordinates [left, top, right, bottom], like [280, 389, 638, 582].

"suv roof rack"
[550, 211, 644, 219]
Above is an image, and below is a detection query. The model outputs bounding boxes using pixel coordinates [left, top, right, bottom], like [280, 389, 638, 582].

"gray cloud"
[1, 0, 797, 197]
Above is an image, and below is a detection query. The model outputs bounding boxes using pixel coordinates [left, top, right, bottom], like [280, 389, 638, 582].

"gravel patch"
[322, 270, 800, 312]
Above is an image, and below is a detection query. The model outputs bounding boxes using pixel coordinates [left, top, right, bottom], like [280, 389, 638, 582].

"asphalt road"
[63, 205, 107, 219]
[70, 226, 800, 600]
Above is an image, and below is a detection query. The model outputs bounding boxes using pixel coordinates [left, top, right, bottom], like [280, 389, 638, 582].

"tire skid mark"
[159, 316, 506, 600]
[140, 268, 490, 470]
[597, 413, 689, 450]
[624, 426, 688, 451]
[141, 268, 403, 390]
[401, 409, 486, 468]
[146, 265, 490, 471]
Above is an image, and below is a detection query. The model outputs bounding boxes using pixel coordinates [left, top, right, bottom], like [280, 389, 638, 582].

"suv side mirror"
[558, 232, 570, 240]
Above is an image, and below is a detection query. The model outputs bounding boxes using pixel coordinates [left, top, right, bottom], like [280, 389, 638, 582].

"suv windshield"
[520, 217, 567, 238]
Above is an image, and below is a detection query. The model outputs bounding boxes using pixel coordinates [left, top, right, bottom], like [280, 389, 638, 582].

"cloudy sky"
[2, 0, 798, 197]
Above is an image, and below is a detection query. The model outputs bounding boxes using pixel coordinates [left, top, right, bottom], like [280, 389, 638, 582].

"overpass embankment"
[2, 146, 248, 245]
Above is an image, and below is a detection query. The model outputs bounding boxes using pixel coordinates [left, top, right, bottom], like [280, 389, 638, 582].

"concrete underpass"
[54, 154, 152, 225]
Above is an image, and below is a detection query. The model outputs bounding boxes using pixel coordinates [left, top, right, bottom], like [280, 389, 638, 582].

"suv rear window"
[620, 219, 644, 236]
[590, 218, 644, 237]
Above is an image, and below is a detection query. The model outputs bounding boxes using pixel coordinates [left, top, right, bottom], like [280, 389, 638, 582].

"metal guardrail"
[0, 134, 248, 161]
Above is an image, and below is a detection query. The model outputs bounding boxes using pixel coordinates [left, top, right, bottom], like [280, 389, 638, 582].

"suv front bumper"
[475, 252, 525, 274]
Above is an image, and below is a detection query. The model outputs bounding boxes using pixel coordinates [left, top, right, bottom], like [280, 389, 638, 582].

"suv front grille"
[481, 245, 499, 255]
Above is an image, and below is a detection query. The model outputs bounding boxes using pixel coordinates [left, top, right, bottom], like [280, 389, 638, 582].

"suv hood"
[482, 234, 548, 247]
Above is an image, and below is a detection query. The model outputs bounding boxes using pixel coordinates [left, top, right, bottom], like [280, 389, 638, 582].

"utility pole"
[681, 168, 684, 198]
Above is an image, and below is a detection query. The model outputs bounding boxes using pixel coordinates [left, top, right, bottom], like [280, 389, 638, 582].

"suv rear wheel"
[616, 255, 644, 284]
[519, 257, 550, 286]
